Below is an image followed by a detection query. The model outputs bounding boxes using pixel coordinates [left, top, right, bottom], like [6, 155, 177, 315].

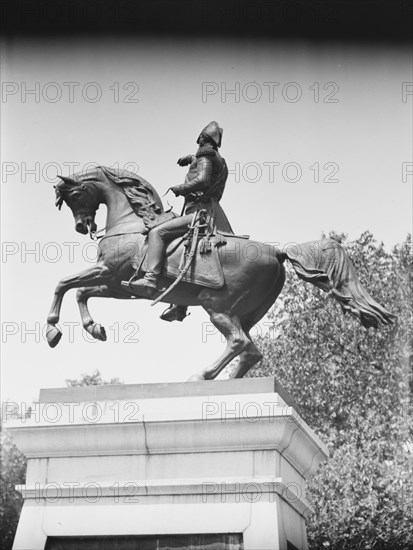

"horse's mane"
[100, 166, 163, 215]
[55, 166, 164, 216]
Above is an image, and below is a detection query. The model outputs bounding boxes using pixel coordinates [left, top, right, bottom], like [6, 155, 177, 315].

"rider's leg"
[129, 214, 194, 290]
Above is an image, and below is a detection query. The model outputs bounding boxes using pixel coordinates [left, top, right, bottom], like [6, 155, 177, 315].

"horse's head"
[54, 174, 99, 236]
[55, 165, 165, 238]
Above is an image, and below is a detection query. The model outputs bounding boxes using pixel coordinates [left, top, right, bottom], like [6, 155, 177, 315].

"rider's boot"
[127, 228, 165, 293]
[160, 304, 189, 322]
[124, 216, 191, 296]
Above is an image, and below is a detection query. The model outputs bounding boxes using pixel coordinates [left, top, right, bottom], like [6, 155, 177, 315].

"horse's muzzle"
[75, 221, 88, 234]
[74, 214, 94, 235]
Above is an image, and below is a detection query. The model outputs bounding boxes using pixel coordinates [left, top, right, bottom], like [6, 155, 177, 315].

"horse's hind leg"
[230, 279, 284, 378]
[77, 285, 139, 341]
[230, 333, 263, 379]
[188, 310, 250, 381]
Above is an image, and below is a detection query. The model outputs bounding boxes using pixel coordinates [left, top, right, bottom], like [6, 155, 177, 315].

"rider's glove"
[177, 155, 194, 167]
[171, 185, 186, 196]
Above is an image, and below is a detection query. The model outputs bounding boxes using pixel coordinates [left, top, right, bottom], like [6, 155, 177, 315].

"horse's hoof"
[46, 325, 62, 348]
[91, 323, 107, 341]
[187, 373, 206, 382]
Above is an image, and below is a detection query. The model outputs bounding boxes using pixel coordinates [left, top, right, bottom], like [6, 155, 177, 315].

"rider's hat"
[197, 121, 223, 148]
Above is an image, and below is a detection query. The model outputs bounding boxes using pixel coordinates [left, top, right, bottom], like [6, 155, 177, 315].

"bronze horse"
[47, 166, 395, 380]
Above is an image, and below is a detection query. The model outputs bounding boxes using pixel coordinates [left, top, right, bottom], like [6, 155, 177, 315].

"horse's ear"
[58, 175, 73, 185]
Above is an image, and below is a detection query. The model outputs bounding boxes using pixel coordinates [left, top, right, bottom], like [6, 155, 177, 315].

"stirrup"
[121, 273, 159, 297]
[129, 273, 159, 289]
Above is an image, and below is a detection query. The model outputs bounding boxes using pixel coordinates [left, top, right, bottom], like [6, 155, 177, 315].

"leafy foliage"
[65, 369, 123, 387]
[0, 428, 26, 549]
[250, 231, 412, 549]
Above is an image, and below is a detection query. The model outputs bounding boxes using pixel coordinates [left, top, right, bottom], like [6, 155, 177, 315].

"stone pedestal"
[8, 378, 328, 550]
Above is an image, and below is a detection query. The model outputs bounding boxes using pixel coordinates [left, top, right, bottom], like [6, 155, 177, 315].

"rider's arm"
[173, 157, 213, 196]
[177, 155, 196, 167]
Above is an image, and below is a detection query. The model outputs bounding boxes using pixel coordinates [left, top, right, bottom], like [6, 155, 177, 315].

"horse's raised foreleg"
[46, 262, 111, 347]
[188, 311, 251, 381]
[76, 285, 138, 341]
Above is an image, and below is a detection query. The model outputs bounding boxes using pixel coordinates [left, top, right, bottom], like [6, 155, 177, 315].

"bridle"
[59, 177, 172, 240]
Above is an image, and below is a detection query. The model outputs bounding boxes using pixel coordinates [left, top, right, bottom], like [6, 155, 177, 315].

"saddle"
[136, 234, 226, 289]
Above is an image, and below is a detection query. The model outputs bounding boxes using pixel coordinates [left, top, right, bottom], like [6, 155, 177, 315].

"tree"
[65, 369, 123, 387]
[0, 370, 123, 550]
[249, 231, 412, 549]
[0, 426, 27, 548]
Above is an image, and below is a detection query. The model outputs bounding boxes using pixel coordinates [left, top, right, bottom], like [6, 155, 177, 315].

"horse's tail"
[282, 238, 396, 329]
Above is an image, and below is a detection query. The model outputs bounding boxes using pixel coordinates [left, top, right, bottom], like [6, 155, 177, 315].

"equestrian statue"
[47, 121, 396, 381]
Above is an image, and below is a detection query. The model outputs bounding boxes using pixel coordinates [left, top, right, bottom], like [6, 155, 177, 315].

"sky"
[1, 36, 412, 406]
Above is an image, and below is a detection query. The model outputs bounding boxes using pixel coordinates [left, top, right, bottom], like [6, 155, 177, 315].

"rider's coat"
[176, 146, 233, 234]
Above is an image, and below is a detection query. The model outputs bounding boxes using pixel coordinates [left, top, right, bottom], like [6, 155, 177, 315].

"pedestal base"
[8, 378, 328, 550]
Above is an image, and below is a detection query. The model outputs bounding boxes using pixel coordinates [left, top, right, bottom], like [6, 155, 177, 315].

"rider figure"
[129, 121, 232, 320]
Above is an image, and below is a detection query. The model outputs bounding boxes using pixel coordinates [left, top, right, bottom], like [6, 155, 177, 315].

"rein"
[92, 209, 137, 240]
